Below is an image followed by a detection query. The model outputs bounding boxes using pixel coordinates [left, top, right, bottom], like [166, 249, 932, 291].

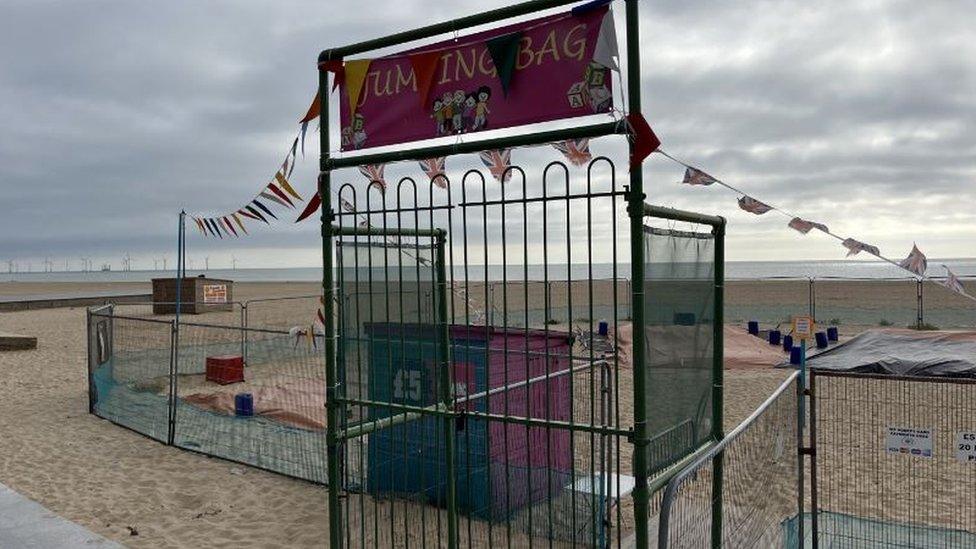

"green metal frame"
[318, 1, 661, 546]
[643, 204, 726, 547]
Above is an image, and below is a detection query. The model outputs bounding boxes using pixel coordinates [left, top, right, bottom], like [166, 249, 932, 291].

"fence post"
[434, 229, 458, 549]
[167, 319, 177, 446]
[809, 277, 816, 322]
[916, 279, 924, 328]
[809, 371, 819, 549]
[86, 308, 94, 414]
[241, 301, 249, 365]
[710, 219, 726, 549]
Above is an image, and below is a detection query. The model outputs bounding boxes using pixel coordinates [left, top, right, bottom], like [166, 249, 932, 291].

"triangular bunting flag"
[788, 217, 830, 235]
[359, 164, 387, 194]
[486, 32, 522, 96]
[408, 51, 441, 110]
[238, 208, 260, 221]
[344, 59, 373, 117]
[841, 238, 880, 257]
[479, 149, 513, 183]
[941, 266, 970, 297]
[287, 138, 298, 178]
[300, 121, 309, 157]
[193, 217, 207, 235]
[245, 205, 270, 224]
[251, 199, 278, 220]
[267, 183, 296, 208]
[592, 10, 619, 71]
[898, 243, 928, 277]
[231, 213, 248, 235]
[626, 112, 661, 168]
[274, 172, 303, 202]
[551, 139, 592, 167]
[418, 157, 447, 187]
[320, 59, 345, 92]
[300, 91, 320, 123]
[260, 190, 291, 209]
[295, 192, 322, 223]
[206, 218, 223, 239]
[681, 167, 718, 186]
[737, 196, 773, 215]
[222, 216, 239, 237]
[339, 198, 356, 213]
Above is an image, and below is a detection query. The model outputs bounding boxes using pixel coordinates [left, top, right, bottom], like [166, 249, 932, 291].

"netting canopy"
[642, 226, 716, 473]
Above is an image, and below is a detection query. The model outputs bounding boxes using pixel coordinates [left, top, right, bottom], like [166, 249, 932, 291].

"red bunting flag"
[295, 192, 322, 223]
[551, 139, 593, 167]
[267, 183, 296, 208]
[681, 167, 718, 186]
[626, 112, 660, 169]
[300, 91, 320, 124]
[788, 217, 830, 235]
[193, 217, 207, 235]
[237, 208, 259, 221]
[222, 216, 239, 237]
[479, 149, 513, 183]
[418, 157, 447, 187]
[737, 196, 773, 215]
[898, 243, 928, 277]
[408, 51, 441, 111]
[842, 238, 880, 257]
[359, 164, 387, 194]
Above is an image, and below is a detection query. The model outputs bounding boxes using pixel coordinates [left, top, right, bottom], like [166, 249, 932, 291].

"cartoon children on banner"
[342, 113, 369, 149]
[431, 86, 492, 135]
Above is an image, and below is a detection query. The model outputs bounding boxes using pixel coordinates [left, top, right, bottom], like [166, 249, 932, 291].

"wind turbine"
[231, 255, 238, 270]
[204, 256, 210, 271]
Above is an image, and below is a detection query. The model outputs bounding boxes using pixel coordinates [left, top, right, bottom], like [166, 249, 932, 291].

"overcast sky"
[1, 0, 973, 271]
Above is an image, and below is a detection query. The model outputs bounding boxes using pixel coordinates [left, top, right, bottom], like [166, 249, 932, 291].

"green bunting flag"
[486, 31, 523, 97]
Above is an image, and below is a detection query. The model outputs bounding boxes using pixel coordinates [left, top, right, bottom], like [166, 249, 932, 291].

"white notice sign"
[885, 427, 933, 458]
[956, 432, 976, 463]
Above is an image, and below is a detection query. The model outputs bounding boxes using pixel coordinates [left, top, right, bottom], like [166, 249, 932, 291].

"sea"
[2, 258, 974, 283]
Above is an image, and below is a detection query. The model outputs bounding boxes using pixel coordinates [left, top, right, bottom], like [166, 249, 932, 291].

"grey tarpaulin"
[805, 329, 976, 377]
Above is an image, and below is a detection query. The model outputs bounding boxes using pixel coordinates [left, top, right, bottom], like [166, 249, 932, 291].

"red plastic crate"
[205, 355, 244, 385]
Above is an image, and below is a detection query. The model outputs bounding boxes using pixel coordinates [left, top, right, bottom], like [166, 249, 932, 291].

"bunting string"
[656, 149, 976, 303]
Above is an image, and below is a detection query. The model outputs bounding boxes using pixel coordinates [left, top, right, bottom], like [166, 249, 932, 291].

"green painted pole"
[710, 220, 726, 548]
[799, 338, 807, 431]
[433, 229, 458, 549]
[319, 60, 343, 549]
[624, 0, 651, 547]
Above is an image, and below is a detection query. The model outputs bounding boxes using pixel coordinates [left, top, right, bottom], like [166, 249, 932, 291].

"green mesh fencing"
[643, 226, 716, 473]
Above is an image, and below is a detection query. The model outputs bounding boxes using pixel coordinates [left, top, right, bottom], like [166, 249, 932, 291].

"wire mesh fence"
[657, 371, 800, 548]
[809, 371, 976, 547]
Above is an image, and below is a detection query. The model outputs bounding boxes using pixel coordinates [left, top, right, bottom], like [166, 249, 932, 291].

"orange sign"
[792, 316, 814, 340]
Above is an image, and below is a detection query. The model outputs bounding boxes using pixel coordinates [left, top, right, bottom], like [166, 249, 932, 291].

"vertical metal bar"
[625, 0, 651, 544]
[86, 308, 94, 414]
[240, 302, 247, 364]
[809, 278, 816, 322]
[809, 372, 819, 549]
[434, 229, 458, 549]
[319, 62, 342, 549]
[710, 220, 726, 548]
[168, 319, 177, 446]
[796, 374, 805, 548]
[916, 278, 923, 328]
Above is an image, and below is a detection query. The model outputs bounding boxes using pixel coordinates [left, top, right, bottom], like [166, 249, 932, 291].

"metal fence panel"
[812, 371, 976, 546]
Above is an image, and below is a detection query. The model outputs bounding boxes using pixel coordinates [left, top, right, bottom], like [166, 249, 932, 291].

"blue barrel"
[598, 320, 609, 336]
[790, 346, 802, 365]
[747, 321, 760, 336]
[815, 331, 829, 349]
[782, 335, 794, 352]
[235, 393, 254, 417]
[768, 330, 781, 346]
[827, 327, 839, 342]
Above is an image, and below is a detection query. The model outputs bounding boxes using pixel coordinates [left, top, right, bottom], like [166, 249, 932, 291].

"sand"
[0, 279, 961, 547]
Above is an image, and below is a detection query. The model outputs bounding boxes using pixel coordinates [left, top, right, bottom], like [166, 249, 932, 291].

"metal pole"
[434, 230, 458, 549]
[917, 279, 923, 328]
[319, 62, 343, 549]
[170, 211, 185, 446]
[809, 278, 816, 322]
[796, 374, 805, 547]
[710, 220, 726, 548]
[809, 371, 819, 549]
[624, 1, 652, 546]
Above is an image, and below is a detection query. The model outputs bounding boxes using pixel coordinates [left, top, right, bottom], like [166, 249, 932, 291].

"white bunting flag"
[941, 266, 970, 297]
[898, 243, 928, 277]
[681, 167, 718, 186]
[788, 217, 830, 235]
[592, 10, 619, 71]
[737, 196, 773, 215]
[842, 238, 881, 257]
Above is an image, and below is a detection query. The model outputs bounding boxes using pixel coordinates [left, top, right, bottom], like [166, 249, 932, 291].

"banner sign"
[886, 426, 933, 458]
[338, 6, 614, 151]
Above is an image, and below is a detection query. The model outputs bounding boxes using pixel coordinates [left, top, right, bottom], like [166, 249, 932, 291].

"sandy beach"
[0, 279, 967, 547]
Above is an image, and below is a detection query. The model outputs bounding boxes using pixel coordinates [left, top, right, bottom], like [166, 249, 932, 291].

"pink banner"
[338, 6, 613, 151]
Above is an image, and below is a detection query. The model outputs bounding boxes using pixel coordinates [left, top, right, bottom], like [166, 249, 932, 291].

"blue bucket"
[790, 346, 802, 365]
[598, 320, 609, 336]
[768, 330, 782, 346]
[827, 327, 839, 342]
[235, 393, 254, 417]
[747, 321, 760, 336]
[815, 331, 829, 349]
[782, 335, 794, 352]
